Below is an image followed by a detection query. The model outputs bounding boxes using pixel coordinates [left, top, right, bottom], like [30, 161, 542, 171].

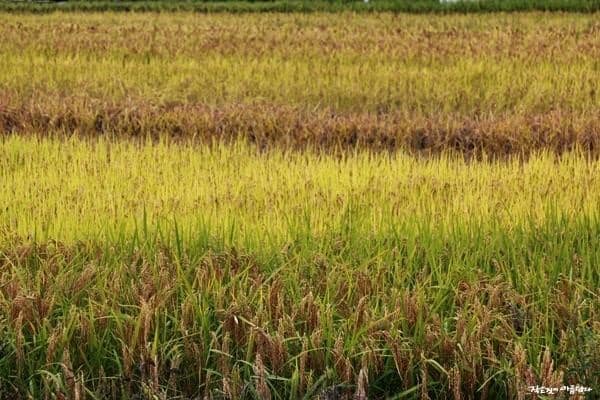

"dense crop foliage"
[1, 138, 600, 399]
[1, 0, 600, 14]
[1, 12, 599, 156]
[1, 10, 600, 400]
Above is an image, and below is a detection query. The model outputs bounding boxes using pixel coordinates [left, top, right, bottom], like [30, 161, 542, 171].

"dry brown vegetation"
[0, 12, 599, 156]
[3, 98, 600, 156]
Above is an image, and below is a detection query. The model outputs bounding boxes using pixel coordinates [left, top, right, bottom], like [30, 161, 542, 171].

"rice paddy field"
[1, 8, 600, 400]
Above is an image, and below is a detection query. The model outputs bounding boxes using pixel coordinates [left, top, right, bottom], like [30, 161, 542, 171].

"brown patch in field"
[2, 97, 600, 158]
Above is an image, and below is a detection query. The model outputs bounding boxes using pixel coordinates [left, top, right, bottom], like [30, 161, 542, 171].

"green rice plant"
[0, 136, 599, 398]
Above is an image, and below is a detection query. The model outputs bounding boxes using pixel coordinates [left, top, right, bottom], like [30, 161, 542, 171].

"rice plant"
[0, 10, 599, 400]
